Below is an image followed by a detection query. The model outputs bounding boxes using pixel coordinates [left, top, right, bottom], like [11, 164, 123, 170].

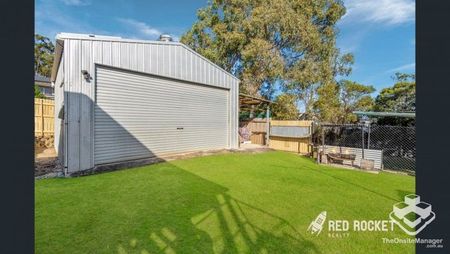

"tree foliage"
[35, 34, 54, 77]
[181, 0, 346, 99]
[314, 80, 374, 123]
[309, 46, 357, 121]
[374, 72, 415, 112]
[271, 94, 300, 120]
[181, 1, 398, 124]
[34, 85, 46, 99]
[374, 72, 415, 126]
[338, 80, 375, 122]
[314, 82, 341, 122]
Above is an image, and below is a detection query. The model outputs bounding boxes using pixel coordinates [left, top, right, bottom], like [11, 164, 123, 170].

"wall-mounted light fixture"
[81, 70, 92, 81]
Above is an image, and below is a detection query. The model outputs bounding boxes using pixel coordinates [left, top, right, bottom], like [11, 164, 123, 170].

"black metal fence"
[313, 124, 415, 172]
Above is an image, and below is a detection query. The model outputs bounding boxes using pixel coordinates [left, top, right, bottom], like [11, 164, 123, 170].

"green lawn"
[35, 151, 415, 254]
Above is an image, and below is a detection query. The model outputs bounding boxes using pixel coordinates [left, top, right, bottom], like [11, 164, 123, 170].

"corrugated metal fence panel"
[323, 145, 383, 169]
[62, 37, 239, 172]
[270, 126, 310, 138]
[94, 66, 230, 165]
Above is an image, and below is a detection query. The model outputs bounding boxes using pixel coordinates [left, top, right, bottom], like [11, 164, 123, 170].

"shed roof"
[51, 33, 240, 84]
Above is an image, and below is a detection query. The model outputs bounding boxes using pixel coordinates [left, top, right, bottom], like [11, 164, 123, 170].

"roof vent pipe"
[159, 34, 173, 42]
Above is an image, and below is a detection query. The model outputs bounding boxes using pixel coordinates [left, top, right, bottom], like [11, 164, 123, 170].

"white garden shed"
[51, 33, 239, 174]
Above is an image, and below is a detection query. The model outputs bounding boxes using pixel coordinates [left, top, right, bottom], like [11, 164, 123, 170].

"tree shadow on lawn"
[49, 164, 320, 254]
[266, 162, 407, 203]
[50, 89, 319, 253]
[311, 169, 399, 202]
[117, 166, 320, 254]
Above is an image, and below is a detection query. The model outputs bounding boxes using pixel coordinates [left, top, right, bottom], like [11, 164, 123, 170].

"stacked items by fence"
[240, 118, 268, 145]
[315, 124, 415, 172]
[35, 98, 55, 148]
[35, 135, 55, 149]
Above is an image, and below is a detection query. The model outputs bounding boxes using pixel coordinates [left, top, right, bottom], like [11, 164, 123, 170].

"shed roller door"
[94, 66, 229, 165]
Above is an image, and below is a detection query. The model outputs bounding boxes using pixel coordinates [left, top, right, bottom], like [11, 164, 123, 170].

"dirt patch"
[35, 147, 63, 177]
[35, 157, 63, 177]
[46, 147, 275, 178]
[322, 162, 380, 174]
[35, 147, 57, 159]
[69, 148, 274, 177]
[71, 149, 233, 177]
[236, 143, 274, 153]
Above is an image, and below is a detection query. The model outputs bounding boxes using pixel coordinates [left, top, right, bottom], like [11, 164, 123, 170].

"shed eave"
[50, 38, 64, 82]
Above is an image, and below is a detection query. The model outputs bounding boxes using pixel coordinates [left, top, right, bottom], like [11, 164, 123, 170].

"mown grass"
[36, 151, 415, 253]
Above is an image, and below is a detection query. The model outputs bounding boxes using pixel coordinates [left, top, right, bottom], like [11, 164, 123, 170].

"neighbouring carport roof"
[239, 93, 272, 112]
[239, 93, 272, 105]
[353, 111, 416, 118]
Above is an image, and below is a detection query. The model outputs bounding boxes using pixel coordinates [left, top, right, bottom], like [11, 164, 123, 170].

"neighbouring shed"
[51, 33, 239, 174]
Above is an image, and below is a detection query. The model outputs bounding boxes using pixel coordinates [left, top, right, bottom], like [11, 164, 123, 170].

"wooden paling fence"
[240, 118, 268, 145]
[35, 98, 54, 136]
[241, 119, 313, 154]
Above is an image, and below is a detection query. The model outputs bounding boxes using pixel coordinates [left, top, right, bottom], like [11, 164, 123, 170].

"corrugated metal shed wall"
[61, 37, 239, 173]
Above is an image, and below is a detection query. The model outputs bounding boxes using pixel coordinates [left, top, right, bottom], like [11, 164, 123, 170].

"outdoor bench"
[326, 153, 357, 167]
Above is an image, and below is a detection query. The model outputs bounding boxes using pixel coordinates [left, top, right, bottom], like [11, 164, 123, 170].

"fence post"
[310, 122, 313, 155]
[361, 124, 365, 159]
[266, 106, 270, 146]
[41, 99, 45, 136]
[320, 126, 325, 163]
